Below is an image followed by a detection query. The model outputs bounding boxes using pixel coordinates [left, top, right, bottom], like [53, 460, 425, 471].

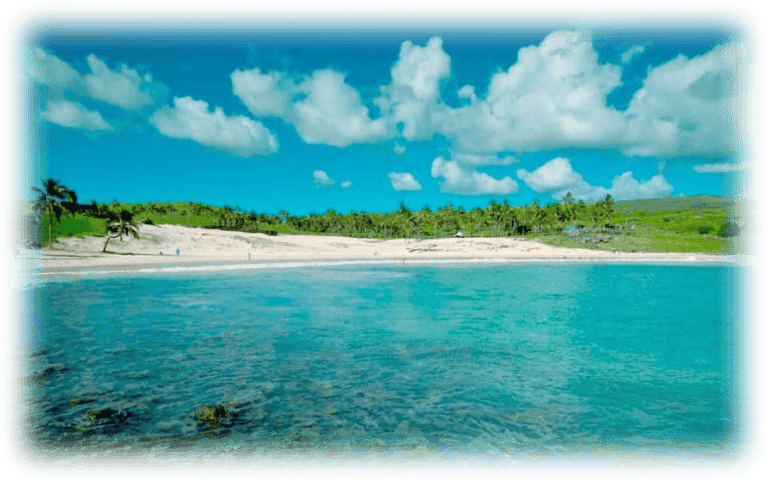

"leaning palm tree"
[32, 178, 77, 246]
[103, 210, 140, 252]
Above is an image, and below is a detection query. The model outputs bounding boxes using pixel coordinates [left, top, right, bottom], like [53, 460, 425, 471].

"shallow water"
[19, 263, 740, 457]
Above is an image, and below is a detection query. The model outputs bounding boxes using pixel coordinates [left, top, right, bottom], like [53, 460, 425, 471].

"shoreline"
[16, 224, 733, 281]
[34, 256, 732, 282]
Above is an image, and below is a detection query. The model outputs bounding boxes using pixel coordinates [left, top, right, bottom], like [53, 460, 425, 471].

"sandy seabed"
[16, 224, 729, 280]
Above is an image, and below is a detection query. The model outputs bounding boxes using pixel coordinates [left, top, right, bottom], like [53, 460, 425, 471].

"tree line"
[31, 178, 623, 245]
[32, 177, 744, 251]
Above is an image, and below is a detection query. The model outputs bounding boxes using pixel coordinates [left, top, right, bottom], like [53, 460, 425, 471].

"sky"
[21, 22, 749, 216]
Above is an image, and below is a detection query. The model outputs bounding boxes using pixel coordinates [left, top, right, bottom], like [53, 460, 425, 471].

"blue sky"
[24, 24, 747, 216]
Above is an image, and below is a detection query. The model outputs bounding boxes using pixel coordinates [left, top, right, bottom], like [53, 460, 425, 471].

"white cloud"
[292, 69, 389, 147]
[388, 172, 422, 191]
[30, 49, 169, 112]
[452, 151, 519, 167]
[393, 143, 406, 155]
[233, 67, 388, 148]
[231, 68, 296, 117]
[693, 162, 747, 173]
[392, 37, 450, 100]
[608, 171, 674, 200]
[517, 157, 673, 201]
[623, 42, 745, 158]
[149, 96, 279, 157]
[29, 48, 170, 133]
[425, 33, 742, 160]
[439, 31, 626, 154]
[515, 157, 581, 193]
[457, 85, 477, 102]
[375, 37, 451, 141]
[83, 55, 157, 111]
[621, 45, 646, 63]
[40, 99, 113, 131]
[313, 170, 335, 187]
[30, 47, 82, 92]
[340, 180, 352, 188]
[230, 34, 743, 161]
[431, 157, 518, 196]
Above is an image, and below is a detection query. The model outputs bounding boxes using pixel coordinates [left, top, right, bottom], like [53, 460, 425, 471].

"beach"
[32, 224, 727, 275]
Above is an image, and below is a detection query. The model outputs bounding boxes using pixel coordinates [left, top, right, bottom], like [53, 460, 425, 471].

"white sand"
[32, 224, 727, 275]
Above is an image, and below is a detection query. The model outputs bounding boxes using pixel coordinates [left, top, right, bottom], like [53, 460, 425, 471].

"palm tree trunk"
[103, 235, 114, 252]
[48, 204, 54, 246]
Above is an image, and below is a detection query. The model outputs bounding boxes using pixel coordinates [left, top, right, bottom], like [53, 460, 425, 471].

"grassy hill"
[613, 195, 735, 214]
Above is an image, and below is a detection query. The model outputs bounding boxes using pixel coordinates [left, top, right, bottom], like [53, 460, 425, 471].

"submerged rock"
[195, 404, 230, 429]
[77, 406, 134, 431]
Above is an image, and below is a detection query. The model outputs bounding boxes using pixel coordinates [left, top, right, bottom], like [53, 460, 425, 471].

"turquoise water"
[22, 263, 739, 455]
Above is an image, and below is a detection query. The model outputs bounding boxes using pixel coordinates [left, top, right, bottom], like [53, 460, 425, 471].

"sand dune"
[32, 224, 727, 274]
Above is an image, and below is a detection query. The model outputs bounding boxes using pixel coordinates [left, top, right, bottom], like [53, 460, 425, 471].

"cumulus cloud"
[517, 157, 673, 201]
[693, 162, 747, 173]
[231, 68, 296, 117]
[621, 45, 646, 63]
[388, 172, 422, 191]
[517, 157, 605, 201]
[30, 47, 82, 93]
[29, 47, 169, 132]
[435, 32, 744, 159]
[31, 48, 166, 112]
[440, 31, 626, 154]
[418, 32, 741, 160]
[431, 157, 518, 195]
[83, 55, 158, 111]
[230, 33, 743, 161]
[313, 170, 335, 187]
[374, 37, 451, 141]
[149, 96, 279, 157]
[233, 67, 388, 147]
[452, 151, 519, 167]
[292, 70, 389, 147]
[608, 171, 674, 200]
[40, 99, 113, 131]
[517, 157, 588, 194]
[623, 42, 744, 158]
[340, 180, 352, 188]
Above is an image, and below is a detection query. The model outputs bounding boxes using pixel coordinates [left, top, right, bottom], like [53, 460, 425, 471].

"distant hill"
[613, 195, 737, 215]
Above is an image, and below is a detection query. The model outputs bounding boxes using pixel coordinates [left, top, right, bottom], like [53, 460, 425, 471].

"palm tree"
[103, 210, 140, 252]
[601, 194, 615, 225]
[32, 178, 76, 246]
[562, 192, 573, 208]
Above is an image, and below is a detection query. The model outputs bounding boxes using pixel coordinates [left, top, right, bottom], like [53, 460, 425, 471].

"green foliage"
[31, 178, 78, 246]
[717, 221, 740, 237]
[35, 213, 106, 244]
[44, 195, 740, 254]
[103, 209, 141, 252]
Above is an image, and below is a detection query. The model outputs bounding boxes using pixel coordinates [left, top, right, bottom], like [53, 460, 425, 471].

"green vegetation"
[24, 179, 743, 254]
[102, 210, 141, 252]
[31, 179, 79, 246]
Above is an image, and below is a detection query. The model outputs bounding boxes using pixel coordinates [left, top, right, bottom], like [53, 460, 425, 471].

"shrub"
[717, 221, 740, 238]
[697, 226, 716, 235]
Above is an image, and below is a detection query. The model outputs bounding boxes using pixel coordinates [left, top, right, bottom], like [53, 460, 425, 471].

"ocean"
[19, 262, 741, 458]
